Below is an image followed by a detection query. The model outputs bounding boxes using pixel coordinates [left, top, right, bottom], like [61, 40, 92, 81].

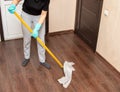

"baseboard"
[47, 30, 74, 36]
[95, 52, 120, 77]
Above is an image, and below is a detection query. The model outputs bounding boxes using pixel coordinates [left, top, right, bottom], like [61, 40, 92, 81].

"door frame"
[0, 9, 4, 41]
[74, 0, 82, 33]
[45, 10, 49, 34]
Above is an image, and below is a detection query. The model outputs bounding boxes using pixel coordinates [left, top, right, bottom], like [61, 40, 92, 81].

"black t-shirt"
[22, 0, 50, 15]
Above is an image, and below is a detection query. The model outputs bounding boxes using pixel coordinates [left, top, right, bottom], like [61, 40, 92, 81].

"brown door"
[75, 0, 103, 51]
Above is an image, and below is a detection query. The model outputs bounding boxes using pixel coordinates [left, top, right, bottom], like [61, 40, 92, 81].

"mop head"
[58, 61, 75, 88]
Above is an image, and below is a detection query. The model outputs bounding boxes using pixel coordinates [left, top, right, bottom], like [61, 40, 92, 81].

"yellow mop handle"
[14, 12, 63, 68]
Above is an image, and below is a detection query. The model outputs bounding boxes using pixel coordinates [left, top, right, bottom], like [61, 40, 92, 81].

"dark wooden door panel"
[83, 0, 100, 14]
[80, 8, 98, 32]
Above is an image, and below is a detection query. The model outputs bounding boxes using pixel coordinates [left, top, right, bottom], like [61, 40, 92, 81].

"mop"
[14, 12, 75, 88]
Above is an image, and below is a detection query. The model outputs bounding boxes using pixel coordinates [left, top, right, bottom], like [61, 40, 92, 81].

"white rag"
[58, 61, 75, 88]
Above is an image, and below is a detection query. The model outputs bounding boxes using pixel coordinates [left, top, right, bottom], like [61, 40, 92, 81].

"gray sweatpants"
[21, 11, 45, 63]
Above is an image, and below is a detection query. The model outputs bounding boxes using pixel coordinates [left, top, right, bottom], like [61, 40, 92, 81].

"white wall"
[49, 0, 76, 33]
[97, 0, 120, 71]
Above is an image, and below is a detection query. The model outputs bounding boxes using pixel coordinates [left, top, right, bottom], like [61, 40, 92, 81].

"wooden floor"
[0, 32, 120, 92]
